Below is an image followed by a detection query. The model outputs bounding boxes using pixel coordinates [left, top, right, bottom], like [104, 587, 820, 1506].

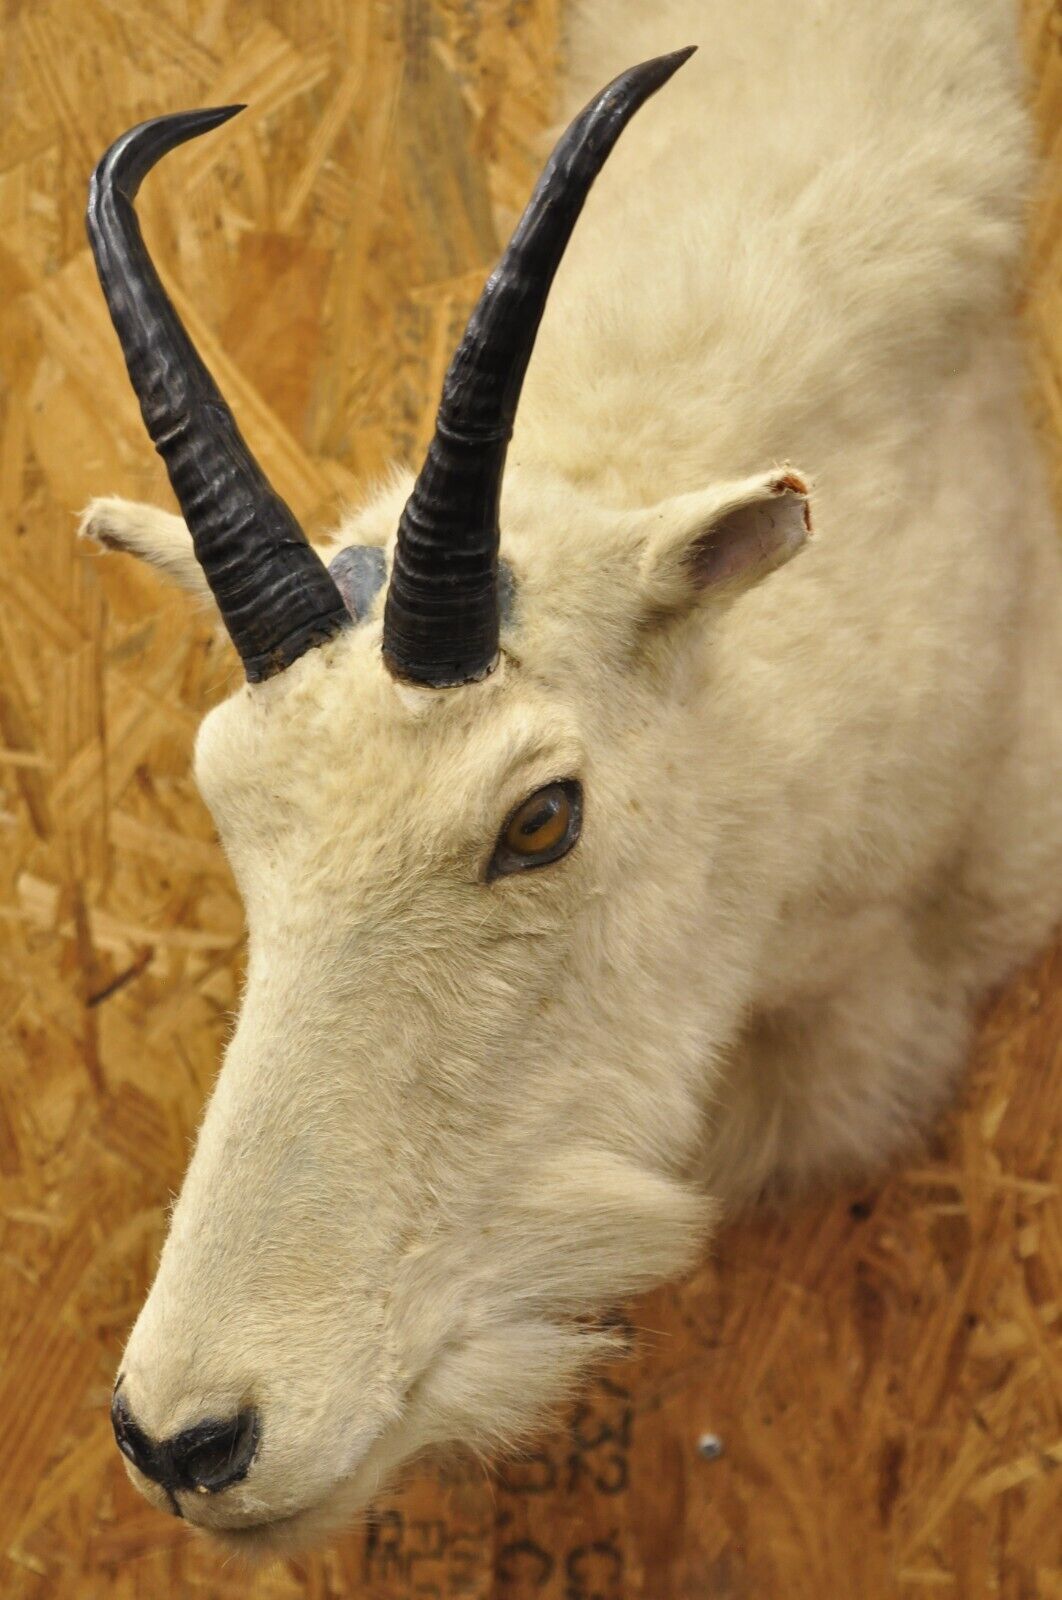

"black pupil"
[520, 792, 563, 837]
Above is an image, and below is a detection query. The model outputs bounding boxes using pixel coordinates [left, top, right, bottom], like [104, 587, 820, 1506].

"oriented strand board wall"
[0, 2, 1059, 1597]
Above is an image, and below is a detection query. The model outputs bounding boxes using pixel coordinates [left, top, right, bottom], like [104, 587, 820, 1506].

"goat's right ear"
[79, 497, 212, 601]
[636, 469, 811, 617]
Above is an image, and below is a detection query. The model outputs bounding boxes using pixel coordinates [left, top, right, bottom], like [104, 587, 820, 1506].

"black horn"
[382, 47, 696, 688]
[86, 108, 349, 682]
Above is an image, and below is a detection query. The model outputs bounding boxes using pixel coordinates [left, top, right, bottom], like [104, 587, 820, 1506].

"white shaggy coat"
[82, 0, 1062, 1555]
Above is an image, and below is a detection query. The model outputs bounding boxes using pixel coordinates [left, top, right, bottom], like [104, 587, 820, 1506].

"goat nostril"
[110, 1391, 260, 1501]
[111, 1388, 159, 1481]
[170, 1408, 260, 1493]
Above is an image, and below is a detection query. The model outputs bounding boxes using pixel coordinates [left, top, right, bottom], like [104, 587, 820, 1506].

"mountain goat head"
[84, 47, 812, 1554]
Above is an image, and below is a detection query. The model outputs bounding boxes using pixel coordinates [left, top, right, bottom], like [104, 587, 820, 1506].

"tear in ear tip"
[774, 471, 806, 489]
[768, 472, 812, 534]
[771, 471, 810, 499]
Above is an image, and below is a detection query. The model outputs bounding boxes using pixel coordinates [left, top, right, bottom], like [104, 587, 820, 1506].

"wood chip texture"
[0, 2, 1059, 1596]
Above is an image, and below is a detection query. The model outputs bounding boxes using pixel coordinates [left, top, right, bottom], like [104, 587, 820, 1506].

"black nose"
[111, 1385, 260, 1504]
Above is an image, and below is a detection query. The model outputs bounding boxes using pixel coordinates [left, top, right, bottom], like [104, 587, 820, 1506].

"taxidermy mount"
[81, 0, 1062, 1555]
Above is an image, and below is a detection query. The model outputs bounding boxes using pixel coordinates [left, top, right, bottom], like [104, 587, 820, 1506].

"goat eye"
[488, 780, 583, 879]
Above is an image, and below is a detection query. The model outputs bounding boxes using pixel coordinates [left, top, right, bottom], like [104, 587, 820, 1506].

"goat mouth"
[201, 1500, 328, 1558]
[180, 1409, 397, 1554]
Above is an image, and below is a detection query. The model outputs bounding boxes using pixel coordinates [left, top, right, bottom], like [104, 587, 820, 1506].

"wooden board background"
[1, 2, 1060, 1595]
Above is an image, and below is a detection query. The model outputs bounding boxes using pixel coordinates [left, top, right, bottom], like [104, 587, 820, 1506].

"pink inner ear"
[688, 485, 810, 592]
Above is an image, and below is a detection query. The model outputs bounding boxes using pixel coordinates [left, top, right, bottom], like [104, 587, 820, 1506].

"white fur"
[83, 0, 1062, 1556]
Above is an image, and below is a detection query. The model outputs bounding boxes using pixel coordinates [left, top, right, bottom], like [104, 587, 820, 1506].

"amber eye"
[488, 780, 583, 880]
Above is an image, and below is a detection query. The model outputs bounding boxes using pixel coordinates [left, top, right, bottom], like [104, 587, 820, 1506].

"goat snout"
[111, 1385, 260, 1509]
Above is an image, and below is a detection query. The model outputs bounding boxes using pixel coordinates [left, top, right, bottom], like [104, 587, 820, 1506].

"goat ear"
[637, 469, 811, 615]
[79, 497, 212, 601]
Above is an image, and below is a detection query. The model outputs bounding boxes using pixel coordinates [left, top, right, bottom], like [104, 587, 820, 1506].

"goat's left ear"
[79, 497, 213, 601]
[637, 469, 811, 615]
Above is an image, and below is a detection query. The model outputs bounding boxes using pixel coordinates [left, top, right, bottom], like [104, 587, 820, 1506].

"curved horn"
[86, 109, 349, 682]
[383, 47, 696, 688]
